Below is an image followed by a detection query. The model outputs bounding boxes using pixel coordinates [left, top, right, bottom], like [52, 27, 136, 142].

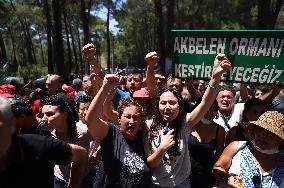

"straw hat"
[249, 111, 284, 140]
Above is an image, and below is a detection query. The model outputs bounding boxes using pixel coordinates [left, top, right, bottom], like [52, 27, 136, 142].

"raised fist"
[82, 43, 96, 61]
[145, 51, 159, 66]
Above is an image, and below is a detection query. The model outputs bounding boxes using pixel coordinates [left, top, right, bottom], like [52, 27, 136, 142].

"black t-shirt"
[0, 134, 71, 188]
[19, 122, 51, 137]
[100, 124, 151, 188]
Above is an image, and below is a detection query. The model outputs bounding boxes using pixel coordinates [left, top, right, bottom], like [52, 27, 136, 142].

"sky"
[92, 6, 120, 35]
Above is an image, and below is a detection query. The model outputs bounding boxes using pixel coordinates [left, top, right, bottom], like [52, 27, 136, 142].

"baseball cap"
[133, 89, 149, 98]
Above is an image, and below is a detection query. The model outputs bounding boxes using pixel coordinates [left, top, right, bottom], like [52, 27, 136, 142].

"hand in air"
[212, 53, 231, 78]
[103, 74, 122, 89]
[145, 51, 159, 67]
[82, 43, 96, 62]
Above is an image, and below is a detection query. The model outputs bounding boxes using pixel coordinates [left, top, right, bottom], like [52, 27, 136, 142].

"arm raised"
[145, 51, 159, 97]
[85, 74, 121, 142]
[82, 43, 100, 75]
[186, 54, 231, 127]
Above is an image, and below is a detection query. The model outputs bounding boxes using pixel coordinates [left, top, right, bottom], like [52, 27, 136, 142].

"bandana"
[7, 96, 33, 114]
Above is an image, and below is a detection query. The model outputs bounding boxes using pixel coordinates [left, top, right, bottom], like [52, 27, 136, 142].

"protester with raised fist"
[144, 54, 231, 187]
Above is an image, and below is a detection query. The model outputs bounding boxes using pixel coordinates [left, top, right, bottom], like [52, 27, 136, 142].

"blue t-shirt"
[112, 88, 131, 110]
[100, 124, 151, 188]
[75, 91, 85, 103]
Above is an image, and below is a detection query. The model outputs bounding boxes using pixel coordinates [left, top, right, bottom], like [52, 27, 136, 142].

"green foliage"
[17, 64, 48, 79]
[276, 4, 284, 29]
[1, 0, 284, 81]
[0, 63, 47, 81]
[112, 0, 156, 68]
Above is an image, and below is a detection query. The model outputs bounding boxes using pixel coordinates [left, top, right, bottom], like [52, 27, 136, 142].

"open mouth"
[221, 101, 228, 105]
[130, 86, 136, 91]
[221, 102, 230, 108]
[164, 112, 173, 118]
[127, 126, 135, 133]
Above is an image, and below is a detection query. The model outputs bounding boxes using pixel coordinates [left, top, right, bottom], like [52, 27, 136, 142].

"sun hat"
[248, 111, 284, 140]
[133, 89, 149, 98]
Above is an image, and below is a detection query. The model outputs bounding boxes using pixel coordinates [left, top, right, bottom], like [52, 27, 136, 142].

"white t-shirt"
[144, 118, 192, 187]
[53, 121, 93, 182]
[213, 103, 244, 132]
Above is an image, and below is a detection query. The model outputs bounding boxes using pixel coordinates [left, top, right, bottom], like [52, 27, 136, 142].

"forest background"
[1, 0, 284, 82]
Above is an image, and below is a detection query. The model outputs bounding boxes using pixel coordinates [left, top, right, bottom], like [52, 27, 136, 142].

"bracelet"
[208, 84, 217, 90]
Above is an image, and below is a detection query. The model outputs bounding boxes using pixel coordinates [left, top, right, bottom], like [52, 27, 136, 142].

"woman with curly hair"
[85, 74, 151, 188]
[41, 93, 92, 188]
[144, 54, 231, 187]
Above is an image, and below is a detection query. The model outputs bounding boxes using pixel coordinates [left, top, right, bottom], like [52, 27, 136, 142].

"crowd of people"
[0, 43, 284, 188]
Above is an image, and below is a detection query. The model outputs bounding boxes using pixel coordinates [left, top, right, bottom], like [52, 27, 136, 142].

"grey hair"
[0, 97, 13, 125]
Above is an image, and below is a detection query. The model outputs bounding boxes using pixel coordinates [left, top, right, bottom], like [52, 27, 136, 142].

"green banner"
[172, 30, 284, 85]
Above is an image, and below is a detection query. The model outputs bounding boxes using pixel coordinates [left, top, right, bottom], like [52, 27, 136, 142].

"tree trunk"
[87, 0, 93, 22]
[106, 1, 111, 71]
[24, 18, 37, 64]
[9, 0, 35, 65]
[154, 0, 166, 73]
[43, 0, 54, 74]
[166, 0, 175, 57]
[37, 25, 45, 65]
[76, 24, 83, 75]
[19, 32, 26, 66]
[23, 21, 34, 65]
[176, 0, 180, 29]
[69, 19, 79, 74]
[63, 6, 73, 74]
[8, 27, 18, 68]
[0, 30, 7, 65]
[257, 0, 284, 29]
[52, 0, 66, 78]
[81, 0, 90, 44]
